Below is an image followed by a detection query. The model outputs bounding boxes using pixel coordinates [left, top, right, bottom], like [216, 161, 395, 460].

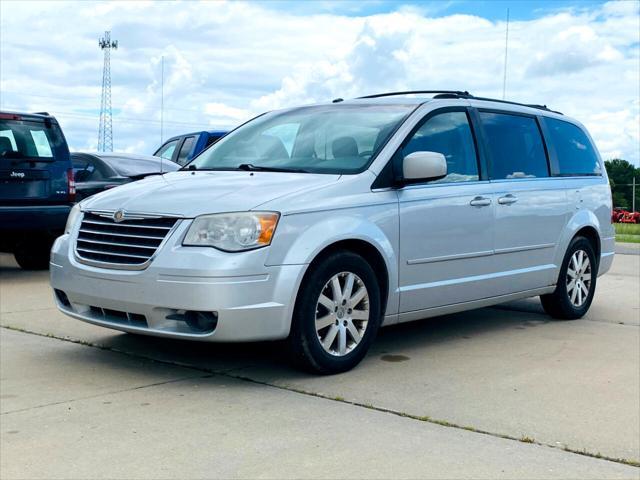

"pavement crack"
[0, 306, 61, 316]
[1, 374, 211, 416]
[2, 324, 639, 469]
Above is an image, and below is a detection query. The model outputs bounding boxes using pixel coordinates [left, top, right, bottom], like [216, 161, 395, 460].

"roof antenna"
[502, 8, 510, 100]
[160, 55, 164, 173]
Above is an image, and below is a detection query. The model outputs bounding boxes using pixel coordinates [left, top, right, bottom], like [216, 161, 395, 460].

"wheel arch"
[305, 239, 391, 317]
[266, 213, 399, 317]
[555, 210, 603, 272]
[574, 225, 601, 261]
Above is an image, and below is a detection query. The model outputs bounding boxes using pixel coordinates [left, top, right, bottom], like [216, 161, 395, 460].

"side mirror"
[402, 151, 447, 183]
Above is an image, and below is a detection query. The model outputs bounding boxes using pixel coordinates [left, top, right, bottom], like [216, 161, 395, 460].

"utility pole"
[502, 8, 510, 100]
[98, 31, 118, 152]
[160, 55, 164, 144]
[633, 176, 636, 212]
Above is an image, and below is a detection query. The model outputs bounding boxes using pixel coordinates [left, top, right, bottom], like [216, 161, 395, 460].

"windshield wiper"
[236, 163, 310, 173]
[179, 165, 236, 172]
[128, 171, 166, 180]
[179, 164, 311, 173]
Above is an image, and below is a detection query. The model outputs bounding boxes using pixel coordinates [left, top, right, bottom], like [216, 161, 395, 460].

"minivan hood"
[79, 170, 340, 217]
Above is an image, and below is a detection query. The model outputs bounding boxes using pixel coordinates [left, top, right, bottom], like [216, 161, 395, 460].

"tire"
[13, 237, 53, 270]
[288, 251, 382, 374]
[540, 236, 598, 320]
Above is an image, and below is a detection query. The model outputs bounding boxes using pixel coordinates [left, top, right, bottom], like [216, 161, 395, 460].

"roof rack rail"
[468, 96, 563, 115]
[355, 90, 563, 115]
[358, 90, 472, 99]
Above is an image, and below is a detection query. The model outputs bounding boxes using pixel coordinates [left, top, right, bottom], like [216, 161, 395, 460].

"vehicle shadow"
[0, 253, 553, 380]
[0, 254, 49, 279]
[86, 302, 552, 381]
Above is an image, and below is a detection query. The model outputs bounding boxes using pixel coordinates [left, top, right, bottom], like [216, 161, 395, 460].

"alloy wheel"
[567, 249, 592, 307]
[315, 271, 370, 356]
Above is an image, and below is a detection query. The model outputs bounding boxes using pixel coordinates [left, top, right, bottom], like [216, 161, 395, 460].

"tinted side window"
[73, 157, 106, 181]
[155, 139, 179, 160]
[480, 112, 548, 179]
[176, 136, 196, 165]
[402, 111, 479, 183]
[545, 118, 601, 176]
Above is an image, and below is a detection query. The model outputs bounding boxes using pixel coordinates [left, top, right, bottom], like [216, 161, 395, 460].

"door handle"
[470, 196, 492, 207]
[498, 194, 518, 205]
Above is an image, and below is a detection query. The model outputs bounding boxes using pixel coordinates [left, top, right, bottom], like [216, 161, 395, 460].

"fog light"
[184, 311, 218, 333]
[54, 289, 71, 308]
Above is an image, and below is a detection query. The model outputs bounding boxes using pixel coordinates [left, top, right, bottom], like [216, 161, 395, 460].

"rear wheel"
[13, 236, 53, 270]
[288, 251, 382, 374]
[540, 236, 597, 320]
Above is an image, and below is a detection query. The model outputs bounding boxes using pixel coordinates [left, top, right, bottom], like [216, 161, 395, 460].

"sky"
[0, 0, 638, 164]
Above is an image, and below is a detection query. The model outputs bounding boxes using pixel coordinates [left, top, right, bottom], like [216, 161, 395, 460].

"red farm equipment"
[612, 208, 640, 224]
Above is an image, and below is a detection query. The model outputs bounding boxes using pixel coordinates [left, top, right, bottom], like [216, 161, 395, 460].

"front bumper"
[50, 232, 306, 342]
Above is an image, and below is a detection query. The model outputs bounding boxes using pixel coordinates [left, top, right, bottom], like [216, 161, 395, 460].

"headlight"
[183, 212, 280, 252]
[65, 203, 82, 234]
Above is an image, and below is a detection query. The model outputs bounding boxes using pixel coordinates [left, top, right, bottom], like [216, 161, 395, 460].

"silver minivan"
[50, 91, 615, 373]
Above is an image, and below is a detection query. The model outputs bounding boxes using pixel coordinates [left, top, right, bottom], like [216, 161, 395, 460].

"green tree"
[605, 159, 639, 211]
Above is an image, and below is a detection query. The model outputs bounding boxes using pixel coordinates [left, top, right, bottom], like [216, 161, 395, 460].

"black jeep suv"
[0, 111, 74, 269]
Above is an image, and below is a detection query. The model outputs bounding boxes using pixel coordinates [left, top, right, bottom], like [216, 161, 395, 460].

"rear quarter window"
[545, 118, 601, 176]
[72, 156, 108, 181]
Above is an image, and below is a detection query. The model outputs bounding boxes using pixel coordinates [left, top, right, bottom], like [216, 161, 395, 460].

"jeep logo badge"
[113, 210, 125, 223]
[10, 171, 25, 178]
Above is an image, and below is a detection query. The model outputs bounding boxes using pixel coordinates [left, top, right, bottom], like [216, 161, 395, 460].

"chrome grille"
[75, 212, 179, 267]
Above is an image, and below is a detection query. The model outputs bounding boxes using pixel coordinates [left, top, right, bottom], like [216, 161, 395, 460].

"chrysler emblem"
[113, 209, 125, 223]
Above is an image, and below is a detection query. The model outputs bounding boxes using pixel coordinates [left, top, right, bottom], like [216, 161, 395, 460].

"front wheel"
[540, 236, 597, 320]
[288, 251, 382, 374]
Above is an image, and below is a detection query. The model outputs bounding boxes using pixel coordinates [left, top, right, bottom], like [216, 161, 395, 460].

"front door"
[398, 109, 496, 313]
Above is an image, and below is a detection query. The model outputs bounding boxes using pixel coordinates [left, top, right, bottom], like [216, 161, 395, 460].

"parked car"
[154, 130, 227, 166]
[51, 91, 614, 373]
[72, 152, 180, 200]
[0, 111, 73, 269]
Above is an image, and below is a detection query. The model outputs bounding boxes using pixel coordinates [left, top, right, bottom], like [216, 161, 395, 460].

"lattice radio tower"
[98, 31, 118, 152]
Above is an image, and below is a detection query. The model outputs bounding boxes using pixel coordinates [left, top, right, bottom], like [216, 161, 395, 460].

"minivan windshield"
[187, 105, 414, 174]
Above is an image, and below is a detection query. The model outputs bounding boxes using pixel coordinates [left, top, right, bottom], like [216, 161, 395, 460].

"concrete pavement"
[2, 328, 639, 479]
[1, 252, 639, 478]
[616, 242, 640, 256]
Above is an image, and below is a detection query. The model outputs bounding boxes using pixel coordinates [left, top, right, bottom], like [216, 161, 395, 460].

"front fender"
[265, 206, 399, 316]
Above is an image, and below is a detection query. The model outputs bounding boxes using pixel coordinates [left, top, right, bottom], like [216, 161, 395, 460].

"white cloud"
[122, 139, 146, 154]
[203, 102, 252, 126]
[0, 0, 638, 165]
[122, 98, 146, 115]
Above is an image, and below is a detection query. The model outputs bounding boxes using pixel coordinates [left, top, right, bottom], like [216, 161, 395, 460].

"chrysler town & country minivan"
[50, 91, 614, 373]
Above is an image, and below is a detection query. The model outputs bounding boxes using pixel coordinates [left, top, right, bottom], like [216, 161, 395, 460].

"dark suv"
[0, 111, 74, 269]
